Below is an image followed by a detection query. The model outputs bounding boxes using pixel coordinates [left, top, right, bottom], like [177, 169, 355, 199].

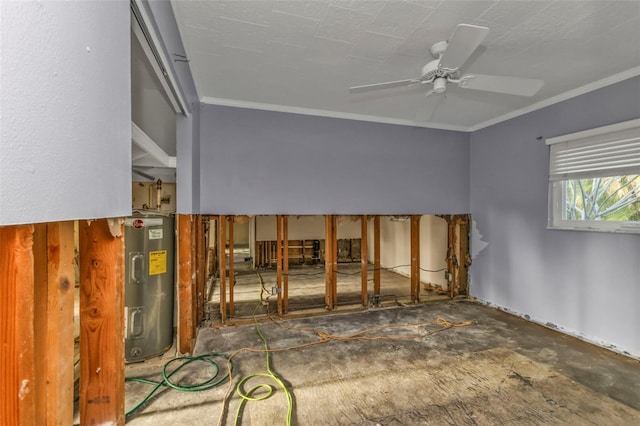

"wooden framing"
[445, 216, 454, 298]
[324, 215, 334, 310]
[283, 216, 289, 314]
[78, 219, 124, 426]
[195, 215, 205, 325]
[33, 222, 75, 425]
[360, 215, 368, 306]
[218, 215, 227, 322]
[276, 215, 283, 316]
[190, 217, 198, 338]
[228, 216, 235, 318]
[458, 216, 471, 296]
[410, 215, 421, 303]
[178, 215, 195, 353]
[331, 216, 338, 309]
[373, 216, 381, 298]
[0, 225, 36, 425]
[440, 214, 472, 299]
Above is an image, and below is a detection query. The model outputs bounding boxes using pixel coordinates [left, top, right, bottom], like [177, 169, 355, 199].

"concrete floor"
[124, 300, 640, 425]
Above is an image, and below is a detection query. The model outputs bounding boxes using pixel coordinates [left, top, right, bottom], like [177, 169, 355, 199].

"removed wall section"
[371, 216, 448, 290]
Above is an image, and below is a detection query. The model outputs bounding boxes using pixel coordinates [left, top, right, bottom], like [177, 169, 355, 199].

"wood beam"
[324, 215, 333, 310]
[283, 216, 289, 314]
[178, 215, 195, 353]
[276, 215, 283, 316]
[33, 222, 75, 426]
[191, 217, 198, 337]
[195, 215, 205, 325]
[33, 224, 48, 426]
[228, 216, 235, 318]
[458, 215, 471, 296]
[0, 225, 36, 425]
[78, 219, 124, 426]
[410, 215, 421, 303]
[373, 216, 381, 298]
[445, 216, 455, 299]
[331, 215, 338, 309]
[218, 216, 227, 322]
[360, 215, 368, 306]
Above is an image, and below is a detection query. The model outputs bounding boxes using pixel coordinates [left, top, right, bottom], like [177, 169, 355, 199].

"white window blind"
[547, 118, 640, 181]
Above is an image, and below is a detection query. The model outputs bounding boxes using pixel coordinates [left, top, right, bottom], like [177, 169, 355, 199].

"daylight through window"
[547, 118, 640, 233]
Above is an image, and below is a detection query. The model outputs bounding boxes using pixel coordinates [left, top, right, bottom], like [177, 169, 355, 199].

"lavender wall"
[470, 76, 640, 357]
[199, 105, 470, 215]
[0, 1, 131, 225]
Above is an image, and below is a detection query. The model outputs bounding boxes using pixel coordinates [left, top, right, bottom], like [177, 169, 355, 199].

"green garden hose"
[125, 352, 232, 418]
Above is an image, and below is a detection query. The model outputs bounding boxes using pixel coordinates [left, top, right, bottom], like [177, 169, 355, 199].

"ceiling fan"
[349, 24, 544, 98]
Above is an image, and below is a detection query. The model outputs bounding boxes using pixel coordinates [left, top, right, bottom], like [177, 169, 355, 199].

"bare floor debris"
[124, 301, 640, 425]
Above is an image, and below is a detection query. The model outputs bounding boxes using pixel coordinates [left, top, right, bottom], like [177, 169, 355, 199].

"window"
[547, 118, 640, 233]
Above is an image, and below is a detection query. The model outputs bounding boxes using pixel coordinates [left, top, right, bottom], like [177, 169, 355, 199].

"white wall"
[256, 215, 361, 241]
[0, 1, 131, 225]
[470, 76, 640, 358]
[229, 220, 250, 245]
[370, 216, 448, 287]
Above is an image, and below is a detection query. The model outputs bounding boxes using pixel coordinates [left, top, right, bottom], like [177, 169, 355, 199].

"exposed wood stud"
[33, 222, 75, 425]
[178, 215, 195, 353]
[445, 216, 455, 299]
[373, 216, 381, 298]
[33, 224, 48, 426]
[228, 216, 235, 318]
[0, 225, 36, 425]
[191, 217, 198, 334]
[324, 215, 333, 310]
[218, 215, 227, 322]
[195, 215, 205, 325]
[361, 215, 368, 306]
[276, 215, 283, 316]
[458, 215, 471, 296]
[283, 216, 289, 314]
[78, 219, 124, 426]
[331, 216, 338, 309]
[410, 215, 421, 303]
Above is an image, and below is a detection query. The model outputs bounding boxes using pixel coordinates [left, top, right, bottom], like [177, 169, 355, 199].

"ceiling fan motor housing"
[421, 59, 449, 81]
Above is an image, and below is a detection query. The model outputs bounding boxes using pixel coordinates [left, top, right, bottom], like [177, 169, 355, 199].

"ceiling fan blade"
[438, 24, 489, 70]
[458, 74, 544, 96]
[349, 79, 418, 94]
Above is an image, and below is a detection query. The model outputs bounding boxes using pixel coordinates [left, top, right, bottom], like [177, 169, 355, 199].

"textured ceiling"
[171, 0, 640, 130]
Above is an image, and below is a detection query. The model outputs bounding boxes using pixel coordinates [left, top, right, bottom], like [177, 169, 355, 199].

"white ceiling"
[170, 0, 640, 131]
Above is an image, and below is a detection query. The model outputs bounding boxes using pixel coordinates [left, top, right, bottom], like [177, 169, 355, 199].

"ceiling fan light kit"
[349, 24, 544, 101]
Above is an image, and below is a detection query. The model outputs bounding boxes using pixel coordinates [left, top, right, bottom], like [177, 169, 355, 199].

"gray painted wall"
[470, 76, 640, 357]
[199, 105, 470, 215]
[0, 1, 131, 225]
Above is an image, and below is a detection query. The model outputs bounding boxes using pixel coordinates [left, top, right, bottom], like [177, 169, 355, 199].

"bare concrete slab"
[124, 301, 640, 425]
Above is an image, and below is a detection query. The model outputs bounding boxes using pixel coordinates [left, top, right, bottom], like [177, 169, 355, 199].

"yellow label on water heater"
[149, 250, 167, 275]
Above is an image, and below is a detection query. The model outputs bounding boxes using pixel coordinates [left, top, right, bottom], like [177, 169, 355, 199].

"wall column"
[360, 215, 368, 306]
[78, 219, 125, 425]
[0, 225, 36, 425]
[33, 222, 75, 425]
[373, 216, 381, 300]
[178, 215, 195, 353]
[217, 216, 227, 322]
[410, 215, 421, 303]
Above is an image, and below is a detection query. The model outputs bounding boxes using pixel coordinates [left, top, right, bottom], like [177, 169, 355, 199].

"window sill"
[546, 224, 640, 234]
